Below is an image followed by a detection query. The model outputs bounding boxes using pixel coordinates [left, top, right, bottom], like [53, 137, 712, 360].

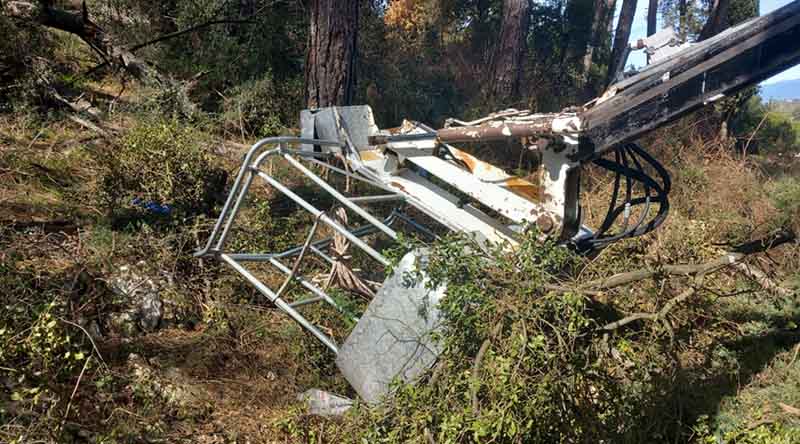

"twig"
[129, 19, 256, 52]
[789, 343, 800, 367]
[600, 274, 705, 331]
[57, 317, 106, 369]
[274, 213, 324, 299]
[471, 322, 503, 414]
[742, 113, 769, 156]
[59, 356, 91, 433]
[733, 262, 794, 298]
[25, 128, 44, 150]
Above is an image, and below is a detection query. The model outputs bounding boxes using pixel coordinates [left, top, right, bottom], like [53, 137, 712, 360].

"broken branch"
[587, 229, 796, 290]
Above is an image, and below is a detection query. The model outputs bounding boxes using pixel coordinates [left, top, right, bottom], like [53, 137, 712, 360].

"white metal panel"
[386, 171, 518, 246]
[407, 155, 541, 224]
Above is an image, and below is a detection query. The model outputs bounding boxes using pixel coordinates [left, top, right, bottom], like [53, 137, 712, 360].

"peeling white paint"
[551, 115, 582, 133]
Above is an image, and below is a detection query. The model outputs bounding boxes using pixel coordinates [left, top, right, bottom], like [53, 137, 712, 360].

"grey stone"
[107, 263, 170, 334]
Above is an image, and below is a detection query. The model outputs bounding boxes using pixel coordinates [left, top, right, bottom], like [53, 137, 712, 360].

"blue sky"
[621, 0, 799, 84]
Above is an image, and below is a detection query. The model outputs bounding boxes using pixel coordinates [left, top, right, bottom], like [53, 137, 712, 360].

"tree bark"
[678, 0, 688, 39]
[488, 0, 531, 103]
[305, 0, 359, 108]
[699, 0, 731, 40]
[607, 0, 638, 86]
[647, 0, 658, 36]
[582, 0, 617, 76]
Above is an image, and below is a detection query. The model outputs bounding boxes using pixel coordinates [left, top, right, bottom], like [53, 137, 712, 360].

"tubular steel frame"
[197, 137, 416, 354]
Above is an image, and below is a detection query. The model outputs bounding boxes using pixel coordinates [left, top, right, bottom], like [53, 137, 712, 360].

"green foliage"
[769, 177, 800, 230]
[729, 96, 799, 154]
[0, 16, 57, 111]
[99, 118, 226, 218]
[336, 232, 680, 443]
[151, 0, 307, 114]
[220, 73, 302, 138]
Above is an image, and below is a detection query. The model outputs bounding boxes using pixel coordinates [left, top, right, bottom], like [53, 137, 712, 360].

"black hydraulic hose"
[579, 143, 671, 250]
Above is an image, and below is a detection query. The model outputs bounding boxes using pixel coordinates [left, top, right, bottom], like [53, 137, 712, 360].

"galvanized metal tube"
[289, 296, 325, 308]
[266, 257, 350, 315]
[196, 138, 343, 257]
[220, 254, 339, 354]
[213, 171, 256, 253]
[303, 156, 397, 193]
[283, 154, 398, 240]
[256, 171, 390, 267]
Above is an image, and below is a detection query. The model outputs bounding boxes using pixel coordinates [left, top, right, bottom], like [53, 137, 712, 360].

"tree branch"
[587, 229, 796, 290]
[600, 275, 705, 331]
[129, 19, 255, 53]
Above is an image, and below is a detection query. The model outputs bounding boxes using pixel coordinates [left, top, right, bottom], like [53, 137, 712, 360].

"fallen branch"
[65, 114, 109, 138]
[733, 262, 794, 298]
[587, 229, 796, 290]
[600, 278, 702, 331]
[587, 253, 741, 290]
[5, 1, 198, 116]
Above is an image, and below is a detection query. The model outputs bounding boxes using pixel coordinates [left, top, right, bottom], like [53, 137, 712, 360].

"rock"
[127, 354, 208, 419]
[107, 311, 138, 338]
[107, 262, 170, 335]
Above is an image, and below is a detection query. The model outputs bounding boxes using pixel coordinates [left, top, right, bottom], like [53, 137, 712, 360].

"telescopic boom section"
[368, 0, 800, 159]
[582, 0, 800, 153]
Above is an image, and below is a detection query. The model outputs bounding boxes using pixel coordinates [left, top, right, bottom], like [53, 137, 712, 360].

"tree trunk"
[489, 0, 530, 103]
[582, 0, 616, 75]
[607, 0, 638, 86]
[647, 0, 658, 36]
[678, 0, 688, 39]
[699, 0, 731, 40]
[305, 0, 359, 108]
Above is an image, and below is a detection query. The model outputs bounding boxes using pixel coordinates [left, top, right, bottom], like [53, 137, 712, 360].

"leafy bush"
[769, 177, 800, 231]
[331, 232, 681, 443]
[99, 119, 226, 218]
[220, 73, 302, 138]
[0, 16, 57, 111]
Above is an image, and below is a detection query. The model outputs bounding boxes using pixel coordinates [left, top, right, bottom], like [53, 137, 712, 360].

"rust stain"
[359, 150, 382, 161]
[452, 150, 477, 173]
[504, 177, 541, 202]
[390, 182, 407, 193]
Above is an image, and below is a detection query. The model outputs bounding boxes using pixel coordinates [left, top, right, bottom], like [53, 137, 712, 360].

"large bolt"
[536, 215, 554, 234]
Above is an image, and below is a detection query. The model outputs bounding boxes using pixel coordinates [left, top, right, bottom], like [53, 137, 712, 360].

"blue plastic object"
[131, 198, 172, 215]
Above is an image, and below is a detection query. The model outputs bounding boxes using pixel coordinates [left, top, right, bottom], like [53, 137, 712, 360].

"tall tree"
[305, 0, 359, 108]
[581, 0, 616, 77]
[699, 0, 731, 40]
[607, 0, 638, 86]
[647, 0, 659, 36]
[678, 0, 688, 39]
[488, 0, 531, 103]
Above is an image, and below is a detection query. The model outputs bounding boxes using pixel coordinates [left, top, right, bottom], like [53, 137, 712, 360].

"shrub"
[0, 16, 56, 111]
[99, 119, 226, 218]
[332, 232, 678, 443]
[220, 73, 300, 138]
[769, 177, 800, 231]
